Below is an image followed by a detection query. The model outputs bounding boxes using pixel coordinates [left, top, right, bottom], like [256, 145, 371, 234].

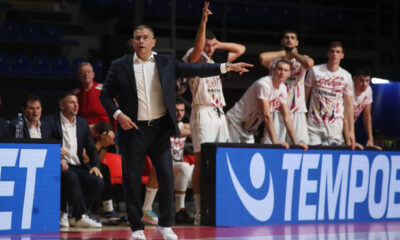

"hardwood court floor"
[1, 221, 400, 240]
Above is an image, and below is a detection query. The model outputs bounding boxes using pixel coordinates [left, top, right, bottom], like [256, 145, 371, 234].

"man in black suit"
[46, 93, 104, 228]
[10, 94, 52, 139]
[100, 25, 252, 240]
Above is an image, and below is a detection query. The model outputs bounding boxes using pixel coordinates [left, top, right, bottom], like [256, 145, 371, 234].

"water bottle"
[15, 113, 24, 138]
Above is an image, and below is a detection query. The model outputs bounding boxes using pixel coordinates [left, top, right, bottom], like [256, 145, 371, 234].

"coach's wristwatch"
[225, 62, 231, 72]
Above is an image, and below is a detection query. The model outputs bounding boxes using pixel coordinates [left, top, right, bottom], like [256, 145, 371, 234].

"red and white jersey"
[227, 76, 287, 134]
[305, 64, 353, 125]
[170, 122, 186, 162]
[353, 85, 373, 121]
[182, 48, 226, 108]
[270, 57, 307, 113]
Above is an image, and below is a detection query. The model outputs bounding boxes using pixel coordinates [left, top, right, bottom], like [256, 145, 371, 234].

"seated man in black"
[10, 94, 52, 139]
[83, 121, 120, 223]
[46, 92, 104, 228]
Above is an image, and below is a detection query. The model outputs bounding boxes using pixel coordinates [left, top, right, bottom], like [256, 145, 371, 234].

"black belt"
[136, 115, 167, 127]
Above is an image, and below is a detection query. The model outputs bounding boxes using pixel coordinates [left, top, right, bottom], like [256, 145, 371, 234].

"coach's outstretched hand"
[228, 62, 254, 75]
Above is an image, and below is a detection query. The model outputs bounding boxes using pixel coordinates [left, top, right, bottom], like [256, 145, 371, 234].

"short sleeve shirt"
[353, 85, 373, 121]
[305, 64, 353, 125]
[227, 76, 287, 133]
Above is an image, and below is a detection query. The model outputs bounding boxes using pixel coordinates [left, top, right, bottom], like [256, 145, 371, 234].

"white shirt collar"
[60, 112, 76, 125]
[133, 51, 157, 63]
[24, 116, 41, 129]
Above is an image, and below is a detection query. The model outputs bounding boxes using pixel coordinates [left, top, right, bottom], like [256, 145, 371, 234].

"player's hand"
[117, 113, 138, 130]
[284, 47, 298, 59]
[355, 142, 364, 150]
[61, 160, 69, 172]
[201, 1, 212, 23]
[228, 62, 254, 75]
[366, 140, 382, 150]
[89, 166, 103, 179]
[347, 134, 356, 150]
[296, 142, 308, 151]
[290, 47, 298, 56]
[279, 49, 287, 58]
[279, 142, 290, 149]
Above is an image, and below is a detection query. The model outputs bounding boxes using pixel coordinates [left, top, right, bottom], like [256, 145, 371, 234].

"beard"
[283, 45, 293, 52]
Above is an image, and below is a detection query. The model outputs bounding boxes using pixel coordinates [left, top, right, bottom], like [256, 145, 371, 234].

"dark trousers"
[61, 165, 104, 219]
[119, 116, 174, 231]
[99, 163, 113, 201]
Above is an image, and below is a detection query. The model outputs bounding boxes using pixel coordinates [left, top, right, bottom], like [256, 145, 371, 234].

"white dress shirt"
[60, 113, 80, 166]
[25, 117, 41, 138]
[133, 52, 167, 121]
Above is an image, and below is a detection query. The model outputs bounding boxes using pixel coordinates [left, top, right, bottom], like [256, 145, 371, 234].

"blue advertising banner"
[216, 147, 400, 226]
[0, 143, 60, 234]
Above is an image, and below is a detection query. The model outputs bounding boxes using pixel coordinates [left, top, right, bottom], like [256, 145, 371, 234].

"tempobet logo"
[216, 148, 400, 226]
[226, 152, 274, 221]
[0, 149, 47, 231]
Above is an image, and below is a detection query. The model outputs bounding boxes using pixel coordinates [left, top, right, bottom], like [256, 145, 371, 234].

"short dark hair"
[93, 121, 113, 135]
[23, 94, 41, 109]
[206, 30, 216, 40]
[353, 68, 371, 77]
[59, 92, 76, 104]
[281, 30, 298, 39]
[329, 41, 344, 52]
[176, 98, 184, 105]
[133, 25, 154, 38]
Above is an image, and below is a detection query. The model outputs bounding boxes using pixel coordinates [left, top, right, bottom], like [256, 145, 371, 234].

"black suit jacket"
[45, 113, 100, 168]
[100, 53, 222, 142]
[10, 118, 52, 139]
